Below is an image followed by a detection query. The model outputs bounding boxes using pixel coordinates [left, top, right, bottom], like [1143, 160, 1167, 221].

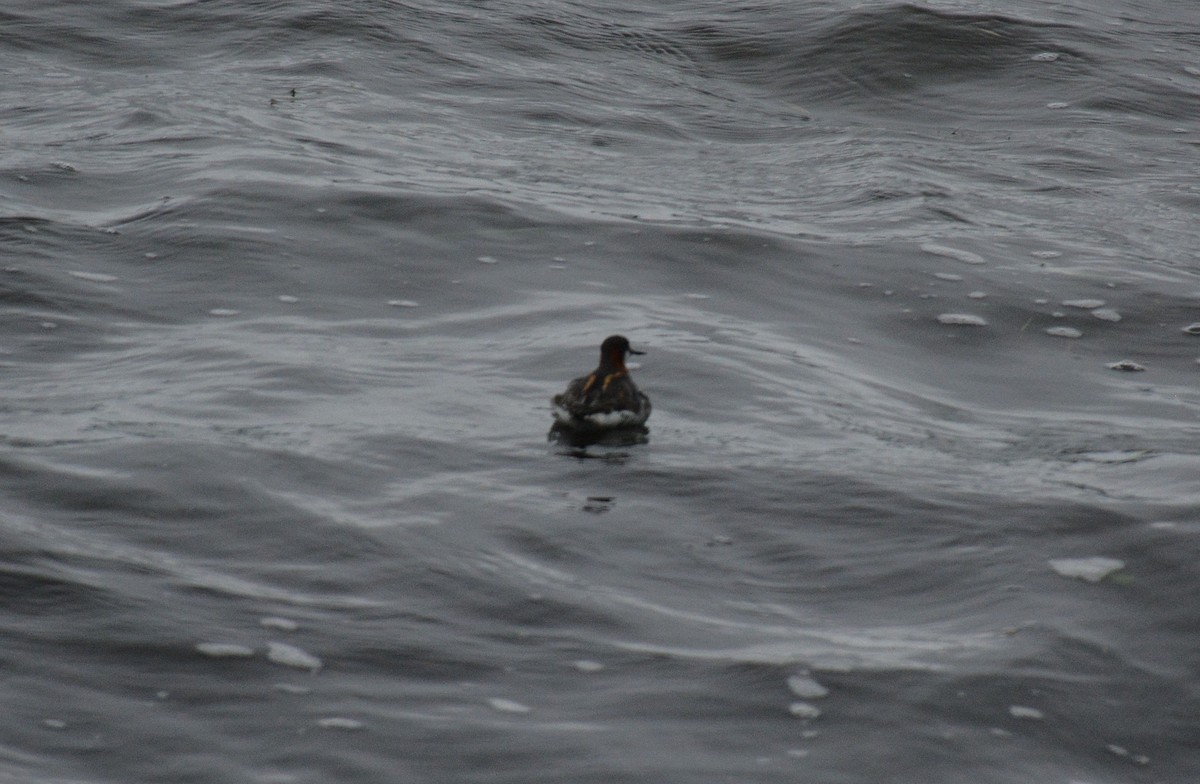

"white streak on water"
[937, 313, 987, 326]
[196, 642, 255, 658]
[68, 270, 119, 282]
[1009, 705, 1044, 719]
[920, 244, 987, 265]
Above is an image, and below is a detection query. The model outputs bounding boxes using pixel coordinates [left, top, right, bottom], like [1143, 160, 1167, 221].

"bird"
[551, 335, 651, 434]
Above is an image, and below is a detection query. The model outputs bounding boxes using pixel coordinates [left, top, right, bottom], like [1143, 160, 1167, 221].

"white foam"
[788, 702, 821, 719]
[937, 313, 987, 326]
[1009, 705, 1044, 720]
[1045, 326, 1082, 338]
[317, 717, 364, 730]
[487, 698, 531, 714]
[1063, 299, 1105, 309]
[260, 616, 299, 632]
[786, 674, 830, 699]
[266, 641, 322, 671]
[1049, 557, 1124, 583]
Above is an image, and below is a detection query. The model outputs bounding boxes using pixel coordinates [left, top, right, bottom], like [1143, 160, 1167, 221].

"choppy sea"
[3, 1, 1200, 781]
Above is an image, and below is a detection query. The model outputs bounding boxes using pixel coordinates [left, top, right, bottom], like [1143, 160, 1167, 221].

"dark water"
[3, 1, 1200, 781]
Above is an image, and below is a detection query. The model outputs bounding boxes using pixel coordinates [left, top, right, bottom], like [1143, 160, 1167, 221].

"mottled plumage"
[552, 335, 651, 431]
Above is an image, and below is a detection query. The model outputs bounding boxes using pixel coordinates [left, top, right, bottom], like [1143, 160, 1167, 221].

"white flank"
[582, 409, 645, 428]
[554, 405, 646, 429]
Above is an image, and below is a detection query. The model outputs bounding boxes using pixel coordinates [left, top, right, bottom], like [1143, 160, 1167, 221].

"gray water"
[3, 1, 1200, 782]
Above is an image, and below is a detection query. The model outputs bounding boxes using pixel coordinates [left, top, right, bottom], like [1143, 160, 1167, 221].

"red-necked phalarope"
[551, 335, 651, 432]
